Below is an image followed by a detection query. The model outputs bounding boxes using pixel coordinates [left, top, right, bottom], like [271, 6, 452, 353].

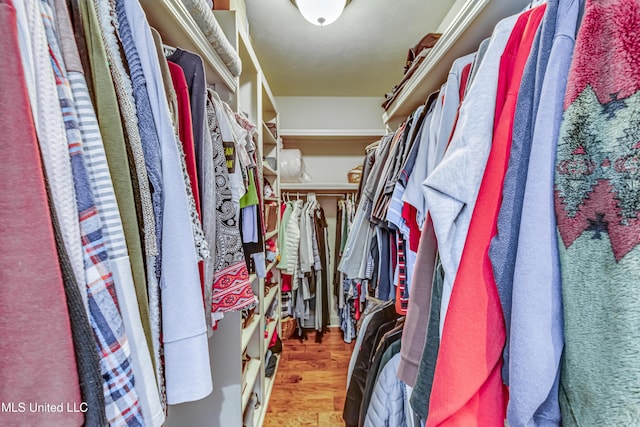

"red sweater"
[168, 61, 201, 216]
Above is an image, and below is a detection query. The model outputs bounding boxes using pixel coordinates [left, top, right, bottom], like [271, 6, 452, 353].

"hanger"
[208, 88, 223, 104]
[526, 0, 546, 9]
[365, 139, 381, 153]
[163, 43, 176, 57]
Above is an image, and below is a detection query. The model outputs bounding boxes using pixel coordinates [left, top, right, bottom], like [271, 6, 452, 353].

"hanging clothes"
[426, 6, 546, 426]
[74, 1, 154, 356]
[57, 0, 165, 423]
[554, 0, 640, 424]
[4, 0, 280, 423]
[165, 39, 218, 331]
[500, 1, 580, 425]
[0, 3, 84, 425]
[207, 91, 257, 315]
[119, 0, 212, 406]
[281, 194, 331, 340]
[43, 1, 146, 423]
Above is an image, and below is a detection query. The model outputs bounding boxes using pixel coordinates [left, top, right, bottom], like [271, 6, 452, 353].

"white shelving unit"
[262, 163, 277, 177]
[215, 10, 283, 427]
[279, 129, 385, 138]
[139, 0, 237, 96]
[262, 122, 278, 146]
[382, 0, 531, 128]
[242, 313, 261, 353]
[265, 285, 279, 311]
[265, 229, 278, 241]
[281, 183, 360, 192]
[241, 359, 261, 410]
[141, 3, 283, 426]
[257, 358, 281, 427]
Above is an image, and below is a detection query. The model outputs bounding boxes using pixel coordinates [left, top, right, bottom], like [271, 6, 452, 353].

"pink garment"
[0, 2, 83, 425]
[281, 274, 292, 292]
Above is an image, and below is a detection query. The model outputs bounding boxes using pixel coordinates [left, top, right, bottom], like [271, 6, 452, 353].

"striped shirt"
[41, 2, 143, 425]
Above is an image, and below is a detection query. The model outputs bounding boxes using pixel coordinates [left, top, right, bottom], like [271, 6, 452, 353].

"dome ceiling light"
[290, 0, 352, 26]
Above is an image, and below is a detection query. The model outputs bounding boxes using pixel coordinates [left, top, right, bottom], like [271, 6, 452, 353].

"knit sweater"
[554, 0, 640, 424]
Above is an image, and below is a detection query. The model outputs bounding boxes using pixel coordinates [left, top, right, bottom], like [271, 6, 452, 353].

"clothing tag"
[223, 140, 236, 173]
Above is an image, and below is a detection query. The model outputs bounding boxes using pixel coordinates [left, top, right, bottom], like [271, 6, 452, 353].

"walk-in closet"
[2, 0, 640, 426]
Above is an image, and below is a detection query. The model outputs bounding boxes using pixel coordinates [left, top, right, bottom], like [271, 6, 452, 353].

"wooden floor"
[264, 327, 355, 427]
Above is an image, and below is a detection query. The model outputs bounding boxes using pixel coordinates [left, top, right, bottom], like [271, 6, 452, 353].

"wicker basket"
[347, 165, 363, 184]
[280, 317, 296, 341]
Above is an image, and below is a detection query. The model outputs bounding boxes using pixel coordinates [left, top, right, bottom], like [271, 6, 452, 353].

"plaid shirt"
[41, 2, 143, 425]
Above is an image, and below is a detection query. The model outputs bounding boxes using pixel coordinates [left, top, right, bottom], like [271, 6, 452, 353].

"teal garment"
[558, 237, 640, 425]
[554, 0, 640, 423]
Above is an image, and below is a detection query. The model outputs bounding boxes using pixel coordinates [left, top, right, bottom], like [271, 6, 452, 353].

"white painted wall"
[277, 97, 383, 328]
[282, 139, 371, 184]
[276, 96, 386, 132]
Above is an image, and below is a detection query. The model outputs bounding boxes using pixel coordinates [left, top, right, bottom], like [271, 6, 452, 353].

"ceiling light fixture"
[290, 0, 351, 26]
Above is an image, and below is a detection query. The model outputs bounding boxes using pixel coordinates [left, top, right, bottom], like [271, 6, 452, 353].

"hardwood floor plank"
[263, 412, 318, 427]
[265, 327, 354, 426]
[318, 412, 347, 427]
[333, 395, 346, 412]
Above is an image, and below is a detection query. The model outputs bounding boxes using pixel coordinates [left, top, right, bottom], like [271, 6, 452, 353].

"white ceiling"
[244, 0, 456, 97]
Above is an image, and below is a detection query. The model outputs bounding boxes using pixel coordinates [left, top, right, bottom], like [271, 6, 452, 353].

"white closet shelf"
[264, 318, 278, 346]
[237, 28, 264, 77]
[262, 83, 278, 117]
[241, 358, 261, 410]
[382, 0, 530, 127]
[266, 261, 277, 275]
[263, 164, 277, 177]
[241, 314, 260, 353]
[262, 122, 278, 146]
[281, 183, 359, 191]
[265, 229, 278, 241]
[265, 285, 278, 309]
[140, 0, 237, 92]
[256, 357, 281, 427]
[280, 129, 386, 138]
